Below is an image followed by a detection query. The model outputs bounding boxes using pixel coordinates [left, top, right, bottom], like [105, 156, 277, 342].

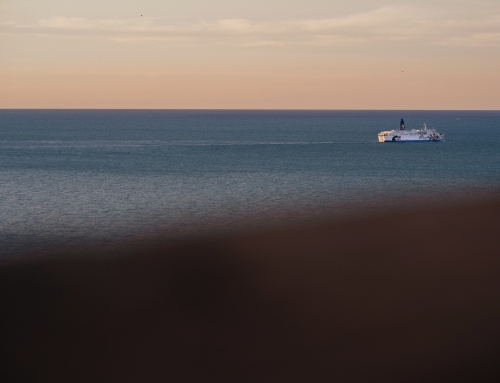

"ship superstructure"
[378, 119, 444, 142]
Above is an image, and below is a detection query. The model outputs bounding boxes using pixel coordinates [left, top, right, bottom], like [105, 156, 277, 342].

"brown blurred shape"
[1, 197, 500, 382]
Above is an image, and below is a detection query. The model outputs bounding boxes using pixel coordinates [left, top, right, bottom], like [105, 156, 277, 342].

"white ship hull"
[378, 121, 443, 143]
[378, 133, 443, 142]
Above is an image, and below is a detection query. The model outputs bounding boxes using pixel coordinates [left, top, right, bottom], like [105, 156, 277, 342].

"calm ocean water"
[1, 110, 499, 257]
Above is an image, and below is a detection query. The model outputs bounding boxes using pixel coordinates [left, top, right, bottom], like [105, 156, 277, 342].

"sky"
[1, 0, 499, 109]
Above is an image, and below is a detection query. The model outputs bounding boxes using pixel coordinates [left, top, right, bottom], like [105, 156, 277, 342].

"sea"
[1, 110, 499, 258]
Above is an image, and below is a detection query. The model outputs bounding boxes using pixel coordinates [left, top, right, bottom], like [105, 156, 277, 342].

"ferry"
[378, 119, 444, 142]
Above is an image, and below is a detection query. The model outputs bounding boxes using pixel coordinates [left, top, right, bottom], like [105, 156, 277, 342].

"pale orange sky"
[1, 0, 499, 109]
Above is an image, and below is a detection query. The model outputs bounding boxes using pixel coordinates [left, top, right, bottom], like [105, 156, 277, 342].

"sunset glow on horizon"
[1, 0, 500, 109]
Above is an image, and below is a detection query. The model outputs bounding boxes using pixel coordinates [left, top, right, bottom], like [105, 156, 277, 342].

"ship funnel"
[400, 119, 405, 130]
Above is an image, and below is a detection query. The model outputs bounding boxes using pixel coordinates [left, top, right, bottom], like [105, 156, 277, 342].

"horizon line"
[1, 108, 500, 112]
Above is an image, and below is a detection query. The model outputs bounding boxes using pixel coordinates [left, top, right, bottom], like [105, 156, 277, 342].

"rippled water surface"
[1, 110, 499, 256]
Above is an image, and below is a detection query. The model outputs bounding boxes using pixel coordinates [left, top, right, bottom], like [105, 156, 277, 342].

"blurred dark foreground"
[1, 196, 500, 382]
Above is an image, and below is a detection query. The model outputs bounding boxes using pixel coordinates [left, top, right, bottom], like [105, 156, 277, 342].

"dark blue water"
[1, 110, 499, 256]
